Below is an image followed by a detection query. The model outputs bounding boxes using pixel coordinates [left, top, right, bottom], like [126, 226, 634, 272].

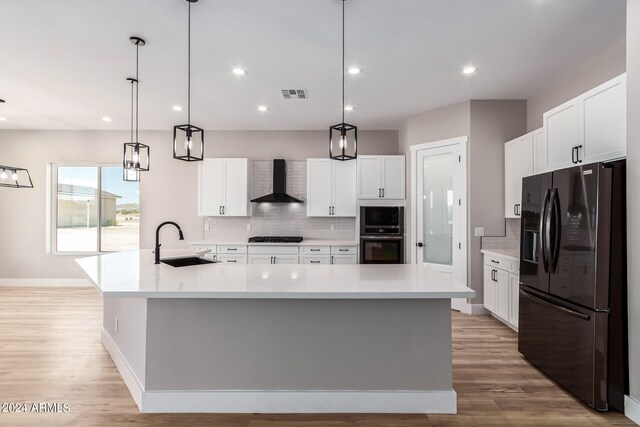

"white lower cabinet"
[216, 254, 247, 264]
[248, 255, 299, 265]
[301, 255, 330, 264]
[483, 254, 519, 331]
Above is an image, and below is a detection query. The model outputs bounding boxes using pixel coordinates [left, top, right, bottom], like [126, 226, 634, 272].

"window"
[53, 165, 140, 253]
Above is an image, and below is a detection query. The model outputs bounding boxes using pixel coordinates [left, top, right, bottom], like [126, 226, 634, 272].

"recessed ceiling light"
[0, 117, 8, 121]
[102, 116, 112, 122]
[258, 105, 268, 112]
[172, 105, 183, 111]
[462, 66, 477, 74]
[348, 67, 362, 75]
[232, 68, 246, 76]
[344, 105, 354, 111]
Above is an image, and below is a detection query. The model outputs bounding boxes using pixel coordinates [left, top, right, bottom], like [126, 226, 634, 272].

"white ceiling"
[0, 0, 626, 131]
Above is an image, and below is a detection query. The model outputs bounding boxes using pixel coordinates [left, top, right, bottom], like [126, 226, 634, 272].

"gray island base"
[77, 250, 474, 413]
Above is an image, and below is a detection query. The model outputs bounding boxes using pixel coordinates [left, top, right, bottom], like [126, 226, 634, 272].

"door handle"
[382, 188, 385, 198]
[378, 188, 382, 198]
[571, 146, 577, 164]
[576, 145, 583, 163]
[219, 206, 222, 215]
[540, 189, 550, 273]
[331, 256, 334, 264]
[416, 242, 424, 247]
[223, 206, 226, 215]
[514, 204, 517, 216]
[516, 204, 520, 216]
[550, 188, 561, 273]
[310, 260, 320, 264]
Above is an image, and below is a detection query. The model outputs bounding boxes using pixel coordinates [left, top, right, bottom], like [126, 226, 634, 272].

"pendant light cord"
[342, 0, 345, 124]
[130, 79, 134, 143]
[188, 1, 191, 125]
[135, 42, 140, 143]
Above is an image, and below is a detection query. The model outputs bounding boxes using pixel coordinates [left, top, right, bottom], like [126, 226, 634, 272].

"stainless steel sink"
[160, 256, 218, 268]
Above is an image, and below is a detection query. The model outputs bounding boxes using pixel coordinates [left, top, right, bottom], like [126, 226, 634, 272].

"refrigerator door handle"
[550, 188, 562, 273]
[540, 189, 550, 273]
[545, 188, 557, 273]
[520, 289, 591, 321]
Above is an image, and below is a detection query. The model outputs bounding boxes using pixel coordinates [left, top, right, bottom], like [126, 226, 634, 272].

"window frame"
[50, 163, 139, 255]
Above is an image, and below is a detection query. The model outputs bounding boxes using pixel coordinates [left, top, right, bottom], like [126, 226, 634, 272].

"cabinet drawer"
[301, 255, 330, 264]
[218, 245, 247, 254]
[331, 246, 357, 255]
[331, 254, 358, 264]
[301, 246, 330, 255]
[248, 245, 299, 255]
[216, 254, 247, 264]
[484, 255, 505, 268]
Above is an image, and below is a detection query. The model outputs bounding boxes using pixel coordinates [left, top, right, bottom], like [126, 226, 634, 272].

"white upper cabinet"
[504, 133, 533, 218]
[543, 74, 626, 171]
[307, 159, 357, 217]
[533, 127, 546, 174]
[357, 155, 405, 199]
[198, 158, 250, 217]
[582, 74, 626, 163]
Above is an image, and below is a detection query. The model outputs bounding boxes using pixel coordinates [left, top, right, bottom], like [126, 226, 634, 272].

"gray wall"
[468, 101, 527, 303]
[526, 40, 626, 132]
[627, 0, 640, 407]
[398, 100, 471, 275]
[399, 100, 526, 305]
[0, 129, 398, 280]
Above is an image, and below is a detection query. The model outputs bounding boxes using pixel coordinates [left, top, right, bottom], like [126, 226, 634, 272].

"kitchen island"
[76, 249, 474, 414]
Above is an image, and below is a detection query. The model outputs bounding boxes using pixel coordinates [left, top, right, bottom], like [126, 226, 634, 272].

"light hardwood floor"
[0, 287, 634, 426]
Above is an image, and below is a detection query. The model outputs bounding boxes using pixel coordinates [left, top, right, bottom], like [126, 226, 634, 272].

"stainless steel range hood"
[250, 159, 303, 203]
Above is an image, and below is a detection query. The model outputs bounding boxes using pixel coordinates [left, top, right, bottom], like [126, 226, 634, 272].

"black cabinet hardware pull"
[311, 260, 320, 263]
[491, 259, 499, 264]
[382, 188, 385, 198]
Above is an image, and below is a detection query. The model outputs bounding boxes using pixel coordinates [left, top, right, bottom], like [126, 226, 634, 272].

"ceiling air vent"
[281, 89, 308, 100]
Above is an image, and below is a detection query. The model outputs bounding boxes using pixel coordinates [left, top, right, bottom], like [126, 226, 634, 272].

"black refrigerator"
[518, 159, 627, 412]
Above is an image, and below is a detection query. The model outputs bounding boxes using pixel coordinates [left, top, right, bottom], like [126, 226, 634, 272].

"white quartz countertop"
[480, 248, 520, 261]
[189, 239, 359, 247]
[76, 250, 475, 300]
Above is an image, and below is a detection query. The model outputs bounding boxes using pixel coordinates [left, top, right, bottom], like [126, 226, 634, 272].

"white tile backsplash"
[481, 218, 521, 250]
[203, 160, 356, 241]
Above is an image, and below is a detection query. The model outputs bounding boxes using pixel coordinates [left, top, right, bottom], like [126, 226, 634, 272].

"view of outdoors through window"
[56, 166, 140, 252]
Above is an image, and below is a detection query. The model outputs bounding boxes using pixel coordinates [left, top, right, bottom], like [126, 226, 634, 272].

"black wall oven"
[360, 206, 405, 264]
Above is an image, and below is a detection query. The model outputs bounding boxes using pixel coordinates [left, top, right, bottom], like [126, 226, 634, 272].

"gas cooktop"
[248, 236, 304, 243]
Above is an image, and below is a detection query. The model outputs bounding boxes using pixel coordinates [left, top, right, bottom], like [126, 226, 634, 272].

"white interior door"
[415, 142, 466, 311]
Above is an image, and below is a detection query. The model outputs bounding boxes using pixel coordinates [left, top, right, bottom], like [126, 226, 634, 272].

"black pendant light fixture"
[0, 99, 34, 189]
[173, 0, 204, 162]
[123, 36, 149, 180]
[329, 0, 357, 161]
[0, 165, 34, 189]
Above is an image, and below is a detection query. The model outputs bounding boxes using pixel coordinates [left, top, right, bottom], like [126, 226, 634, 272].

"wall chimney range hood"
[251, 159, 303, 203]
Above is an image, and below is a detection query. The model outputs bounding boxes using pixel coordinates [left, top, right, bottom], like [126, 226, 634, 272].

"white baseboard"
[101, 329, 144, 411]
[102, 329, 456, 414]
[626, 395, 640, 425]
[141, 389, 456, 414]
[0, 278, 91, 287]
[459, 302, 488, 316]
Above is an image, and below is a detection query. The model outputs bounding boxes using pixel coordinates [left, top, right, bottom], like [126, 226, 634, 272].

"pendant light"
[173, 0, 204, 162]
[329, 0, 357, 161]
[0, 100, 34, 189]
[123, 36, 149, 180]
[0, 165, 34, 189]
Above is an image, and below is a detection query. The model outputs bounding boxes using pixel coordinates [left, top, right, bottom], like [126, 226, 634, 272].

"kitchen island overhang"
[77, 250, 474, 414]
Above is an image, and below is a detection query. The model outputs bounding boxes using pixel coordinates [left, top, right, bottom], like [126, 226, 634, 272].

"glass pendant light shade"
[330, 123, 357, 161]
[123, 167, 140, 182]
[173, 0, 205, 162]
[173, 124, 204, 161]
[0, 165, 34, 189]
[329, 0, 357, 161]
